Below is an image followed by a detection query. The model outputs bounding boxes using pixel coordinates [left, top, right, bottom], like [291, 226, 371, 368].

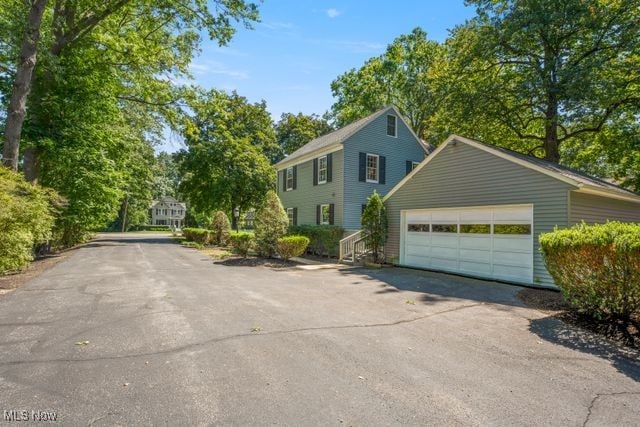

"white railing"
[339, 230, 364, 262]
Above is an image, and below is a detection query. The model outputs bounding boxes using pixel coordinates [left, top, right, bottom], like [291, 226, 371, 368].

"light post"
[233, 206, 240, 231]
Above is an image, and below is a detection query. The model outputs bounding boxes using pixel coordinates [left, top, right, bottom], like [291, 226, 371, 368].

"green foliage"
[276, 235, 310, 261]
[274, 112, 333, 162]
[253, 190, 288, 257]
[129, 224, 171, 232]
[229, 232, 254, 258]
[0, 168, 61, 274]
[361, 191, 388, 263]
[182, 227, 211, 244]
[210, 211, 232, 246]
[153, 152, 181, 199]
[287, 225, 345, 257]
[178, 89, 277, 218]
[539, 222, 640, 319]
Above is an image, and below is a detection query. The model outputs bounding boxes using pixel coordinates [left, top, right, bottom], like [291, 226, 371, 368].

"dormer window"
[386, 115, 397, 137]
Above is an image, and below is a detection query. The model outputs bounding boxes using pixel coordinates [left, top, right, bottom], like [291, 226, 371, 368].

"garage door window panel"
[493, 224, 531, 235]
[432, 224, 458, 233]
[460, 224, 490, 234]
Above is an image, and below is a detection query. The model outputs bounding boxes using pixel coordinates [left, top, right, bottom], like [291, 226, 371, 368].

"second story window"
[366, 153, 379, 183]
[387, 115, 397, 137]
[318, 155, 327, 184]
[286, 167, 294, 191]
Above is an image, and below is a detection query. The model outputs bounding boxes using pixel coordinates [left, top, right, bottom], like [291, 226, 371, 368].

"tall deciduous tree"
[451, 0, 640, 162]
[331, 27, 445, 141]
[274, 112, 333, 162]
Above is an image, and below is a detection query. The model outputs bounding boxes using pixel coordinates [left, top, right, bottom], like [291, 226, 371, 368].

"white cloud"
[326, 8, 341, 18]
[190, 61, 249, 80]
[261, 21, 295, 30]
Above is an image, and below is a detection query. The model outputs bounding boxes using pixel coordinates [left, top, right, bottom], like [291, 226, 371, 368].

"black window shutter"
[313, 158, 318, 186]
[327, 153, 333, 182]
[329, 204, 335, 225]
[293, 166, 297, 190]
[359, 152, 366, 182]
[293, 207, 298, 226]
[406, 160, 412, 176]
[379, 156, 386, 184]
[316, 205, 320, 225]
[282, 170, 287, 192]
[361, 204, 367, 214]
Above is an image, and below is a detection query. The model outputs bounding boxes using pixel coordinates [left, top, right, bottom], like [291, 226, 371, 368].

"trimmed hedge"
[277, 235, 310, 261]
[182, 227, 211, 244]
[129, 224, 172, 231]
[288, 225, 344, 257]
[229, 232, 253, 257]
[539, 221, 640, 319]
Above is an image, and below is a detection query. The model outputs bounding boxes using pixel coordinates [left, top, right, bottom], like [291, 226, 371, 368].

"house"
[275, 106, 429, 231]
[383, 135, 640, 287]
[149, 197, 186, 229]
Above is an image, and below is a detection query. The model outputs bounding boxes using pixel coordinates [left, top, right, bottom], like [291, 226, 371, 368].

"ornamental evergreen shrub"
[0, 168, 61, 274]
[210, 211, 231, 246]
[539, 221, 640, 319]
[182, 227, 211, 244]
[287, 225, 344, 257]
[276, 236, 310, 261]
[254, 190, 288, 257]
[361, 191, 388, 263]
[229, 232, 254, 257]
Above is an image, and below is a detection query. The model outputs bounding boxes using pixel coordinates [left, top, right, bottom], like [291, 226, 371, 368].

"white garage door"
[402, 205, 533, 284]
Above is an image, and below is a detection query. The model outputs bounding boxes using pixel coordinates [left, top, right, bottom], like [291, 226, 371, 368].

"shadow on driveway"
[342, 266, 640, 383]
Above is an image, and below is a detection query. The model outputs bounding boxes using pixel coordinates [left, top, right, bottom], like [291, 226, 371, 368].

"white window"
[412, 161, 420, 171]
[286, 167, 294, 191]
[287, 208, 294, 226]
[318, 156, 327, 184]
[387, 115, 397, 137]
[320, 204, 331, 225]
[366, 153, 379, 183]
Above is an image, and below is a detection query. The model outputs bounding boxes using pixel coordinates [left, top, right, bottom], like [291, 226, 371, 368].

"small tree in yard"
[362, 191, 388, 263]
[254, 190, 289, 257]
[210, 211, 231, 246]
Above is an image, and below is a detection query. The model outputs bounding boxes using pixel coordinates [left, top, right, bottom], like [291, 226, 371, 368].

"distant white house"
[150, 197, 186, 229]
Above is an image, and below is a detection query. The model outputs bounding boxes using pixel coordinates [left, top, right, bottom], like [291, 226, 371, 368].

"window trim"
[386, 114, 397, 137]
[320, 204, 331, 225]
[286, 208, 294, 227]
[412, 161, 420, 171]
[317, 155, 327, 185]
[285, 167, 294, 191]
[366, 153, 379, 183]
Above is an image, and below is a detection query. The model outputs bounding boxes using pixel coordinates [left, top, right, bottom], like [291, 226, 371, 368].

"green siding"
[385, 142, 576, 287]
[277, 150, 344, 227]
[342, 111, 427, 230]
[569, 192, 640, 224]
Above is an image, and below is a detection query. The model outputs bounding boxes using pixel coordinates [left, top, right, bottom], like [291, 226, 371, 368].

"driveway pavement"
[0, 233, 638, 426]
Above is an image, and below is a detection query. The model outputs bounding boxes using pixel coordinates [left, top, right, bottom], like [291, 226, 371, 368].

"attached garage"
[384, 135, 640, 288]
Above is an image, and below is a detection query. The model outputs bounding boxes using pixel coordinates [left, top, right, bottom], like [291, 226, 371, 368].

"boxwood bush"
[182, 227, 211, 244]
[288, 225, 344, 257]
[277, 236, 310, 261]
[229, 232, 254, 257]
[539, 222, 640, 319]
[129, 224, 172, 232]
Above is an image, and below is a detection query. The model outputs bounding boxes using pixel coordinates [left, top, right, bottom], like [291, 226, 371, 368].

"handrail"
[339, 230, 363, 261]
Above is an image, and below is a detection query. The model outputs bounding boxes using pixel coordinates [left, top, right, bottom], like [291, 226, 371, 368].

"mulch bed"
[518, 288, 640, 350]
[216, 256, 300, 269]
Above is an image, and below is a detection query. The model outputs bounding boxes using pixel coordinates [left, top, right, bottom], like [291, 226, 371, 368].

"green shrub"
[0, 168, 61, 274]
[254, 190, 288, 257]
[182, 227, 211, 244]
[539, 221, 640, 319]
[210, 211, 231, 246]
[361, 191, 387, 263]
[288, 225, 344, 257]
[129, 224, 171, 231]
[277, 235, 310, 261]
[229, 232, 254, 257]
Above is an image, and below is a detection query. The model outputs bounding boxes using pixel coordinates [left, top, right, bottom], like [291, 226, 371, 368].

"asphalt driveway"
[0, 233, 638, 426]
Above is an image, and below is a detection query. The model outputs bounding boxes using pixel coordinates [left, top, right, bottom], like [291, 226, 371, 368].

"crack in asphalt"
[583, 391, 640, 426]
[0, 302, 484, 366]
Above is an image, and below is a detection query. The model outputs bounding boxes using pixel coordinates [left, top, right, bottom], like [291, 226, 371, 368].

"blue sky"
[162, 1, 475, 151]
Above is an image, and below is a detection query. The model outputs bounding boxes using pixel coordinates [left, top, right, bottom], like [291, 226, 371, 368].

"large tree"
[274, 112, 333, 162]
[178, 89, 276, 228]
[330, 27, 446, 141]
[451, 0, 640, 162]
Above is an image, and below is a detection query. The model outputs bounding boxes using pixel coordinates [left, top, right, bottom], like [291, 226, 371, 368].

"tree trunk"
[2, 0, 48, 171]
[121, 196, 129, 232]
[23, 147, 40, 183]
[543, 95, 560, 163]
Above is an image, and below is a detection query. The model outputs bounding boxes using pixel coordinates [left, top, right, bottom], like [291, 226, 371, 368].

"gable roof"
[275, 105, 426, 169]
[384, 134, 640, 204]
